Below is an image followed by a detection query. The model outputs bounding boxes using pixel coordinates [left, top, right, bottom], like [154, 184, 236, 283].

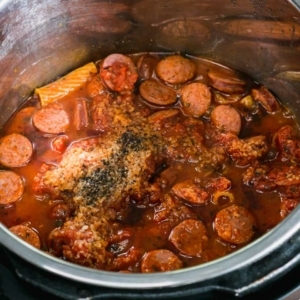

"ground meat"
[280, 198, 299, 218]
[48, 213, 113, 269]
[153, 195, 197, 226]
[226, 135, 269, 166]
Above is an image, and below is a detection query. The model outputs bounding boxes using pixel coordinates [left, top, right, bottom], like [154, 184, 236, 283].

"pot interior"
[1, 0, 300, 288]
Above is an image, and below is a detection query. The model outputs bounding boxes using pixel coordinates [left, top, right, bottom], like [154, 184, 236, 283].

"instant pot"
[1, 0, 300, 299]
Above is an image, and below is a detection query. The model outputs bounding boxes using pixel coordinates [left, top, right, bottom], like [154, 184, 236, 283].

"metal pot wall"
[1, 0, 300, 298]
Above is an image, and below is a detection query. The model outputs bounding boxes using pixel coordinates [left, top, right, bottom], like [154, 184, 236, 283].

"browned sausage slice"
[148, 109, 179, 124]
[137, 54, 159, 80]
[156, 55, 196, 84]
[210, 105, 241, 134]
[214, 204, 256, 244]
[0, 133, 33, 167]
[100, 54, 138, 92]
[141, 249, 183, 273]
[208, 71, 246, 94]
[0, 171, 24, 205]
[251, 86, 280, 113]
[181, 82, 211, 117]
[33, 103, 70, 134]
[169, 219, 208, 257]
[10, 225, 41, 248]
[139, 80, 177, 106]
[172, 180, 209, 205]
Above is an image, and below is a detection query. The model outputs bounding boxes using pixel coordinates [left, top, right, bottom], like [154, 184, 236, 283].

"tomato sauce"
[0, 53, 299, 272]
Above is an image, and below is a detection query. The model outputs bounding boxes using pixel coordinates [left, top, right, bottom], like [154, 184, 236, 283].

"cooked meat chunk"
[169, 219, 208, 257]
[0, 171, 24, 205]
[251, 86, 280, 113]
[208, 71, 246, 94]
[180, 82, 211, 117]
[10, 225, 41, 249]
[0, 133, 33, 167]
[172, 180, 209, 205]
[210, 105, 241, 135]
[100, 54, 138, 93]
[226, 135, 269, 166]
[139, 80, 177, 106]
[156, 55, 196, 84]
[141, 249, 183, 273]
[214, 205, 256, 244]
[154, 195, 197, 226]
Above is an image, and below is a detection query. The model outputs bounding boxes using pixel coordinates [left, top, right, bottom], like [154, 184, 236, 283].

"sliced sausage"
[100, 54, 138, 92]
[210, 105, 241, 135]
[33, 103, 70, 134]
[172, 180, 209, 205]
[251, 86, 280, 113]
[10, 225, 41, 248]
[208, 71, 246, 94]
[180, 82, 211, 117]
[156, 55, 196, 84]
[0, 171, 24, 205]
[141, 249, 183, 273]
[139, 80, 177, 106]
[86, 74, 104, 98]
[169, 219, 208, 257]
[148, 109, 179, 124]
[214, 205, 256, 244]
[137, 54, 159, 80]
[111, 248, 141, 271]
[0, 133, 33, 167]
[73, 99, 89, 130]
[207, 177, 231, 191]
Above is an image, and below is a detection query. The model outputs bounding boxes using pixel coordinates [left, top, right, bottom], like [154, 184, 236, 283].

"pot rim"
[0, 206, 300, 289]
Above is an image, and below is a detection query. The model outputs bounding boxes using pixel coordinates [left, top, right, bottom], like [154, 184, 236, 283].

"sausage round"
[0, 133, 33, 167]
[210, 105, 241, 134]
[172, 180, 209, 205]
[156, 55, 196, 84]
[33, 103, 70, 134]
[0, 171, 24, 205]
[10, 225, 41, 248]
[148, 109, 179, 124]
[180, 82, 211, 117]
[251, 86, 280, 113]
[169, 219, 208, 257]
[214, 204, 256, 244]
[208, 71, 246, 94]
[141, 249, 183, 273]
[137, 54, 159, 80]
[100, 53, 138, 92]
[139, 80, 177, 106]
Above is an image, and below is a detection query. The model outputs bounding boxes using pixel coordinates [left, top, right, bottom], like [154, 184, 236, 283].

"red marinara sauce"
[0, 53, 299, 273]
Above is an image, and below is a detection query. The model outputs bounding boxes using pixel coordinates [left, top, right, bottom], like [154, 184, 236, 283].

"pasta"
[35, 62, 97, 106]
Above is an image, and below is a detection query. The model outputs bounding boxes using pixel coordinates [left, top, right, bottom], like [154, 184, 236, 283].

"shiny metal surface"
[1, 0, 300, 292]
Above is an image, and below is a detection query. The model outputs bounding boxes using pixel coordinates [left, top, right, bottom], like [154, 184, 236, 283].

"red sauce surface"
[0, 53, 299, 272]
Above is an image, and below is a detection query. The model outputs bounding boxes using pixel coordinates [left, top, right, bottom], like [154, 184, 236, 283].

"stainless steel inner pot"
[1, 0, 300, 297]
